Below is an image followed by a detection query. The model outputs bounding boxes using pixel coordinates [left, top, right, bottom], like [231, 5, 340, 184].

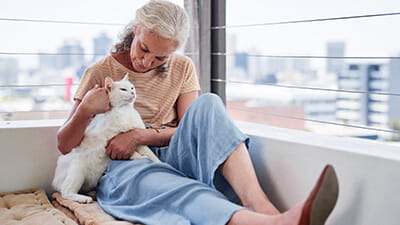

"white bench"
[1, 119, 399, 225]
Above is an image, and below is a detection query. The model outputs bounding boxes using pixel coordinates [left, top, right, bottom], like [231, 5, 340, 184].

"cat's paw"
[64, 193, 94, 203]
[74, 195, 94, 203]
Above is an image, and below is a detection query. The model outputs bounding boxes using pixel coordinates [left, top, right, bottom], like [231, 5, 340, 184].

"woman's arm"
[105, 90, 199, 159]
[176, 90, 199, 123]
[57, 85, 110, 154]
[135, 90, 198, 146]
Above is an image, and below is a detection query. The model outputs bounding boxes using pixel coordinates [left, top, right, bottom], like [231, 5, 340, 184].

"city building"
[388, 57, 400, 124]
[336, 63, 389, 129]
[326, 41, 345, 75]
[247, 50, 267, 82]
[234, 52, 248, 73]
[0, 58, 19, 85]
[92, 33, 113, 63]
[39, 53, 57, 69]
[57, 39, 85, 69]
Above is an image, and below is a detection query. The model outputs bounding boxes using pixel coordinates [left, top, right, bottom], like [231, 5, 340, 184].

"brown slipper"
[299, 165, 339, 225]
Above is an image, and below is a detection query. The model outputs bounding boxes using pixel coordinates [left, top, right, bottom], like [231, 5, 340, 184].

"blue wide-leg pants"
[97, 93, 249, 225]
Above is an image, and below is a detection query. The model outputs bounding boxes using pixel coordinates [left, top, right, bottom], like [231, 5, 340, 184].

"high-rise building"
[234, 52, 248, 73]
[92, 33, 113, 63]
[57, 39, 85, 69]
[326, 42, 345, 75]
[266, 57, 287, 75]
[39, 53, 57, 69]
[0, 58, 19, 85]
[292, 57, 311, 74]
[388, 57, 400, 123]
[336, 63, 389, 128]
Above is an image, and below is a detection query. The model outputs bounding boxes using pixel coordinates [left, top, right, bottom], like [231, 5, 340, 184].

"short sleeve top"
[74, 54, 201, 128]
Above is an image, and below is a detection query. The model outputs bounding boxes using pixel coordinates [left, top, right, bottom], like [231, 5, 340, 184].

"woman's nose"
[143, 54, 153, 67]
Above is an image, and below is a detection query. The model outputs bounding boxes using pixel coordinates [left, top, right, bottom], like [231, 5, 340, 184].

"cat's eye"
[120, 88, 127, 91]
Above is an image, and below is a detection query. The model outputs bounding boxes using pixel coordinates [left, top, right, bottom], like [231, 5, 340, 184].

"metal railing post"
[211, 0, 226, 103]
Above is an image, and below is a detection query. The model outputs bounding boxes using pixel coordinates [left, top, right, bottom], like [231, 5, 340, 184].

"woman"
[56, 0, 339, 224]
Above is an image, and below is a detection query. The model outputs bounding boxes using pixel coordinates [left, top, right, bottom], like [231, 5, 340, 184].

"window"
[223, 0, 400, 142]
[0, 0, 184, 121]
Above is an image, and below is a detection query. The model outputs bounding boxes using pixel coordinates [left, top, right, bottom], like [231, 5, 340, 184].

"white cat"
[52, 74, 160, 203]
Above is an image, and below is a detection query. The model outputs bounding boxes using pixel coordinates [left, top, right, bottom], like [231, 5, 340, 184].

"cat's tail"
[130, 145, 161, 163]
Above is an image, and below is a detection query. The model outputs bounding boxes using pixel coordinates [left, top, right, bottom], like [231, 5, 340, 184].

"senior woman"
[56, 0, 339, 224]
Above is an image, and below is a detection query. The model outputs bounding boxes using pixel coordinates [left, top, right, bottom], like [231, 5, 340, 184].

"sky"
[1, 0, 400, 69]
[0, 0, 182, 68]
[227, 0, 400, 57]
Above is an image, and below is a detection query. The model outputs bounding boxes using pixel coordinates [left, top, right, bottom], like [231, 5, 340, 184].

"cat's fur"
[53, 74, 160, 203]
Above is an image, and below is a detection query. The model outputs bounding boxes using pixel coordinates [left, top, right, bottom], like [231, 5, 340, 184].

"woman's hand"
[80, 84, 110, 116]
[57, 85, 110, 154]
[106, 128, 144, 160]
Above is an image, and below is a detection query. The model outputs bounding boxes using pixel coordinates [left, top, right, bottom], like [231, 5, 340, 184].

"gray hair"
[136, 0, 190, 48]
[112, 0, 190, 54]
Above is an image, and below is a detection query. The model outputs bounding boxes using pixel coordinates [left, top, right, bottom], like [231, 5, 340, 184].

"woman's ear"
[132, 25, 138, 34]
[105, 77, 113, 91]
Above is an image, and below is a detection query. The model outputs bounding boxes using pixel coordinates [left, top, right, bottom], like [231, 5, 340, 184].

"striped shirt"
[74, 54, 201, 128]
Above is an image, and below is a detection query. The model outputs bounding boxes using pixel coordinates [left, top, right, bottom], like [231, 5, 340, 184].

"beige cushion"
[0, 188, 77, 225]
[52, 192, 138, 225]
[51, 199, 81, 225]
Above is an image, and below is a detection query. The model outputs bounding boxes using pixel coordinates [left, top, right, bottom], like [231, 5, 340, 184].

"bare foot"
[230, 165, 339, 225]
[239, 190, 280, 215]
[244, 200, 280, 215]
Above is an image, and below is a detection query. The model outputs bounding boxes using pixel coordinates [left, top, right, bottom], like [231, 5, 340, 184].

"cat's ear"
[122, 73, 129, 81]
[105, 77, 113, 91]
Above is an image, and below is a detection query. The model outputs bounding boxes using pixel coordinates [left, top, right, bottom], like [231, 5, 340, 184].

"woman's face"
[130, 26, 178, 73]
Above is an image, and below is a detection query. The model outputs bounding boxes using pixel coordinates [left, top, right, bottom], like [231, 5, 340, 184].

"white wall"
[0, 120, 62, 194]
[0, 119, 399, 225]
[238, 121, 400, 225]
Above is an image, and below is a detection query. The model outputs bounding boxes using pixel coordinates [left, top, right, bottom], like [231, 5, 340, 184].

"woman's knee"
[181, 93, 229, 127]
[192, 93, 224, 111]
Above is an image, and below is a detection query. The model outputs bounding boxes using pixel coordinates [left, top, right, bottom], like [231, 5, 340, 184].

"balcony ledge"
[0, 119, 399, 225]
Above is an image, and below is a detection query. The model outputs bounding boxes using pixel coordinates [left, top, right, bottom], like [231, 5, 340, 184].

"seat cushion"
[0, 188, 77, 225]
[52, 192, 137, 225]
